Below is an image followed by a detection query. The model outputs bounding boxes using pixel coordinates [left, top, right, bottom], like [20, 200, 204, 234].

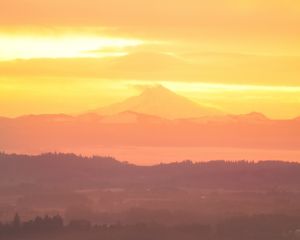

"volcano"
[94, 85, 223, 119]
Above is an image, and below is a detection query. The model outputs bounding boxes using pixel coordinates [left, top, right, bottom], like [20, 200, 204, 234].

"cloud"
[1, 0, 300, 42]
[1, 51, 300, 86]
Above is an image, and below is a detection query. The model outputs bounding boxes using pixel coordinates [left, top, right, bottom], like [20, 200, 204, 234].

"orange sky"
[1, 0, 300, 119]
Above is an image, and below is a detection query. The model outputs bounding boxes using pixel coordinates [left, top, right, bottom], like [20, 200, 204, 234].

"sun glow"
[159, 81, 300, 93]
[0, 34, 144, 61]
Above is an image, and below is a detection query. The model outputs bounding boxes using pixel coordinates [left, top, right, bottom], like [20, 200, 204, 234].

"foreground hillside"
[1, 153, 300, 225]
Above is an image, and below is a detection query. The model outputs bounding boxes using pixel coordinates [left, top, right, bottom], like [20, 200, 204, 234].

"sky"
[1, 0, 300, 119]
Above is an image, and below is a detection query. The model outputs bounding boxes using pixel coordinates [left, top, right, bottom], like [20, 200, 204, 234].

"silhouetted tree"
[12, 213, 21, 231]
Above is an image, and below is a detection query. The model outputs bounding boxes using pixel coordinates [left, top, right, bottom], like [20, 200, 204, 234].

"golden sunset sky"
[1, 0, 300, 119]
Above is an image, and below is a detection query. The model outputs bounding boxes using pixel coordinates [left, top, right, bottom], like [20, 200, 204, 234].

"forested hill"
[1, 152, 300, 190]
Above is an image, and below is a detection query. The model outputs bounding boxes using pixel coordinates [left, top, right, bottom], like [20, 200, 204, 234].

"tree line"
[2, 213, 300, 240]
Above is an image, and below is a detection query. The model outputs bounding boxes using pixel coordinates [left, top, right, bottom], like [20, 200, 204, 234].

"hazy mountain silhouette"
[1, 110, 300, 161]
[178, 112, 269, 124]
[94, 85, 223, 119]
[231, 112, 268, 121]
[1, 86, 300, 160]
[98, 111, 167, 124]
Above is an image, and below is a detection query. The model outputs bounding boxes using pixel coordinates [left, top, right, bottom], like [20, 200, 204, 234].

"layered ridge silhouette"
[0, 86, 299, 162]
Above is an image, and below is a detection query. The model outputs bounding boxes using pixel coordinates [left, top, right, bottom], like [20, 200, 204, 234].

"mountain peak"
[94, 85, 224, 119]
[139, 84, 176, 97]
[143, 84, 169, 91]
[240, 112, 268, 120]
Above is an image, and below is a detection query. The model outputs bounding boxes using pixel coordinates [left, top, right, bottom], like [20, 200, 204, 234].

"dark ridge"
[1, 152, 300, 190]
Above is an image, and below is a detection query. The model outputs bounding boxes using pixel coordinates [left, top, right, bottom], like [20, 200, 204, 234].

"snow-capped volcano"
[94, 85, 223, 119]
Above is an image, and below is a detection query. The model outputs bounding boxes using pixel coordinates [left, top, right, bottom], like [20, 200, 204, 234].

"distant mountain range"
[0, 85, 300, 161]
